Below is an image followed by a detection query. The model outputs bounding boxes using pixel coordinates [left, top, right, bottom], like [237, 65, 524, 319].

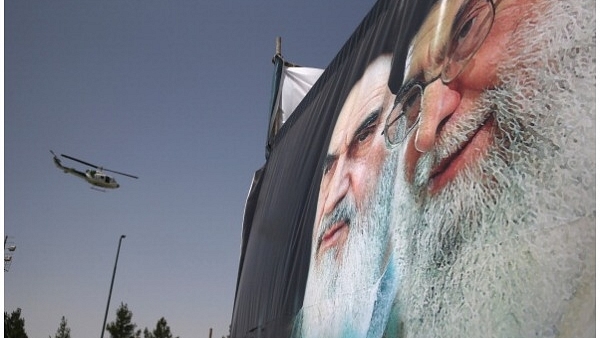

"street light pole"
[100, 235, 126, 338]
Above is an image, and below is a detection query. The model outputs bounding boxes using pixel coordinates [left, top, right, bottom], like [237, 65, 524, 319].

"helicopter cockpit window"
[105, 176, 111, 183]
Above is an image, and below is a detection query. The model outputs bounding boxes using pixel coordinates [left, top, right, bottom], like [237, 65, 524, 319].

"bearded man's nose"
[414, 80, 461, 153]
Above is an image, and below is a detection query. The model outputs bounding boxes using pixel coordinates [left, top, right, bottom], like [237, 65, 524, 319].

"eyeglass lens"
[442, 0, 494, 82]
[385, 0, 494, 146]
[385, 85, 422, 146]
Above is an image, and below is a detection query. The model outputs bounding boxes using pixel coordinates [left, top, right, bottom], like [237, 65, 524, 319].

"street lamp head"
[120, 235, 126, 239]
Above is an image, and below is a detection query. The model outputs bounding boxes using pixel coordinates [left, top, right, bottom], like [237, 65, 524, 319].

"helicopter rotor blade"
[103, 168, 139, 179]
[60, 153, 138, 179]
[61, 154, 100, 169]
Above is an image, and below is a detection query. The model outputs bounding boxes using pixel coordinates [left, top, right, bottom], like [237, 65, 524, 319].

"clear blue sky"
[4, 1, 376, 337]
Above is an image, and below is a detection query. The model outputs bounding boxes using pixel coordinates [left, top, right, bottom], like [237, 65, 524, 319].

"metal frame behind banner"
[266, 37, 302, 159]
[266, 49, 284, 159]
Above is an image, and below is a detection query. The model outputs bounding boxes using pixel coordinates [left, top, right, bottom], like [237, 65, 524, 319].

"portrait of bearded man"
[383, 0, 595, 337]
[295, 54, 399, 338]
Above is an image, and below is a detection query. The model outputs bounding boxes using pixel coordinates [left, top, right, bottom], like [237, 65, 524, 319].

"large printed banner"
[231, 0, 596, 337]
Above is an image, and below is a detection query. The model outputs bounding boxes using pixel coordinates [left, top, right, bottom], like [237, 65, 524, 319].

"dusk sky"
[4, 1, 376, 337]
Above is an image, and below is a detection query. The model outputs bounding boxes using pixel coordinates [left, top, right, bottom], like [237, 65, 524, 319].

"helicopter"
[50, 150, 138, 190]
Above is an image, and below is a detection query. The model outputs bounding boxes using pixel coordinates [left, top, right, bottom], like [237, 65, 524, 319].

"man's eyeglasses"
[383, 0, 495, 148]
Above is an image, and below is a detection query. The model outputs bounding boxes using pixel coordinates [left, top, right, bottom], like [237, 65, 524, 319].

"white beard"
[390, 0, 595, 337]
[296, 150, 399, 338]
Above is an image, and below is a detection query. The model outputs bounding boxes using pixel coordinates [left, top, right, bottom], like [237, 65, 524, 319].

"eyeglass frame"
[383, 0, 495, 149]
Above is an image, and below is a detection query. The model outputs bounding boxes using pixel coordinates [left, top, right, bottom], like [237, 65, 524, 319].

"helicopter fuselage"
[85, 170, 120, 189]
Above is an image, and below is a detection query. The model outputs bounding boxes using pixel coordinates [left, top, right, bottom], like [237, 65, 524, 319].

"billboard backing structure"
[231, 0, 596, 337]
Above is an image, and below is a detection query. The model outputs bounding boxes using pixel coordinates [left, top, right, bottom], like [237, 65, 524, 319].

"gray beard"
[296, 149, 398, 338]
[391, 0, 595, 337]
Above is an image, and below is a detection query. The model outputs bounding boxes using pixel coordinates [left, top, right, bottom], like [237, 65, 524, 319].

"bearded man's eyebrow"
[352, 109, 381, 139]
